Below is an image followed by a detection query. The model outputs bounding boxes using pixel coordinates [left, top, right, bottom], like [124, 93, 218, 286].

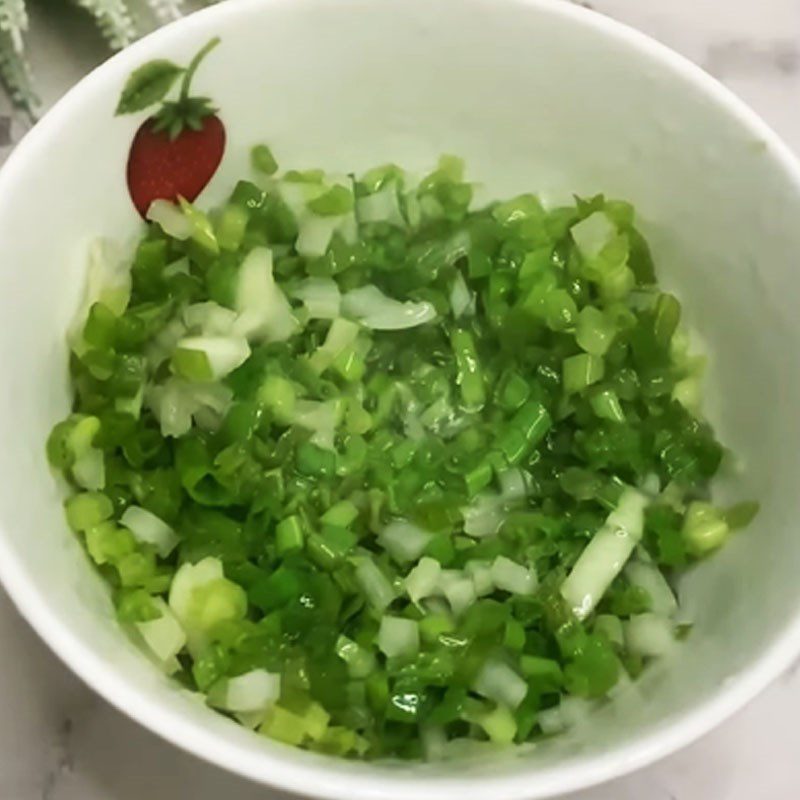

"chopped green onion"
[491, 556, 537, 595]
[307, 525, 357, 569]
[682, 501, 730, 555]
[308, 185, 355, 216]
[380, 520, 434, 564]
[258, 374, 297, 423]
[209, 669, 281, 713]
[561, 488, 648, 618]
[120, 505, 178, 557]
[576, 307, 616, 356]
[450, 328, 485, 411]
[465, 560, 494, 597]
[625, 559, 677, 617]
[342, 286, 436, 330]
[65, 492, 113, 532]
[336, 635, 376, 678]
[135, 598, 186, 671]
[354, 557, 395, 612]
[276, 515, 305, 554]
[571, 211, 616, 259]
[251, 144, 279, 176]
[378, 616, 419, 659]
[449, 272, 474, 318]
[404, 556, 442, 604]
[473, 704, 516, 744]
[356, 184, 406, 227]
[593, 615, 625, 647]
[235, 247, 299, 342]
[216, 204, 249, 252]
[168, 557, 247, 653]
[320, 500, 359, 528]
[520, 656, 564, 689]
[625, 613, 675, 657]
[589, 388, 625, 422]
[147, 199, 192, 240]
[563, 353, 605, 395]
[259, 707, 304, 745]
[472, 659, 528, 709]
[172, 336, 251, 381]
[308, 318, 360, 375]
[440, 571, 477, 616]
[178, 197, 220, 253]
[50, 153, 753, 761]
[724, 500, 759, 530]
[293, 277, 342, 320]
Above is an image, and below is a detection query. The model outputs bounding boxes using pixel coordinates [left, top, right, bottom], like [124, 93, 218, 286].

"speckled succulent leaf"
[0, 0, 28, 53]
[0, 27, 37, 111]
[73, 0, 137, 50]
[145, 0, 185, 23]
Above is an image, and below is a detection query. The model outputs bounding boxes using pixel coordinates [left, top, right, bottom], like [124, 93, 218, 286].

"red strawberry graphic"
[116, 38, 225, 217]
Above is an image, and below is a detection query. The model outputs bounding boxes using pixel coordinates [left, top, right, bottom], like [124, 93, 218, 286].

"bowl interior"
[0, 0, 799, 797]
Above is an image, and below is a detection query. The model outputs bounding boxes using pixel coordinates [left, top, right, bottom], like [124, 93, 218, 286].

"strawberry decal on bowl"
[116, 38, 225, 217]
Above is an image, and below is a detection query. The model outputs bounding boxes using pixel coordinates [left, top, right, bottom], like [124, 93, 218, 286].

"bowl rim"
[1, 0, 800, 797]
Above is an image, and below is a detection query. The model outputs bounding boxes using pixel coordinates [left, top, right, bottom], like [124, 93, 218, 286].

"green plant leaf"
[116, 59, 183, 115]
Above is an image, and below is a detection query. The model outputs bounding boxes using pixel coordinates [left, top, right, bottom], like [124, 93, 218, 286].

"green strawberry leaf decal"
[116, 60, 185, 115]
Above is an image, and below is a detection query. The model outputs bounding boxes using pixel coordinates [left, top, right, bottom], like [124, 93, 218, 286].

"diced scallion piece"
[235, 247, 298, 342]
[491, 556, 537, 595]
[172, 336, 251, 381]
[576, 307, 616, 356]
[589, 388, 625, 422]
[625, 559, 677, 617]
[378, 616, 419, 659]
[561, 488, 648, 619]
[251, 144, 279, 175]
[625, 613, 675, 657]
[135, 598, 186, 672]
[354, 557, 395, 612]
[168, 557, 247, 653]
[571, 211, 616, 259]
[682, 501, 730, 555]
[120, 505, 179, 557]
[342, 286, 436, 330]
[65, 492, 113, 532]
[472, 659, 528, 709]
[450, 328, 485, 411]
[336, 635, 376, 678]
[208, 669, 281, 713]
[404, 556, 442, 604]
[563, 353, 605, 395]
[379, 520, 434, 564]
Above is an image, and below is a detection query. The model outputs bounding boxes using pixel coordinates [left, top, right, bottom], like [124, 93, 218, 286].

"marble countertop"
[2, 1, 800, 798]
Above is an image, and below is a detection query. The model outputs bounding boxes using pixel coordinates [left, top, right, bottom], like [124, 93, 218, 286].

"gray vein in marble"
[42, 718, 74, 800]
[705, 39, 800, 78]
[0, 116, 11, 147]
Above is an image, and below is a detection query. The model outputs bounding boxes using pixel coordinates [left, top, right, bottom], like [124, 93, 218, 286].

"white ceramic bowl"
[1, 0, 800, 797]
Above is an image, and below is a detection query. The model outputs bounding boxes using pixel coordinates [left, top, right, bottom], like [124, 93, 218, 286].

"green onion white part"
[208, 669, 281, 713]
[341, 286, 436, 330]
[560, 488, 648, 619]
[135, 598, 186, 671]
[120, 505, 178, 557]
[378, 616, 419, 659]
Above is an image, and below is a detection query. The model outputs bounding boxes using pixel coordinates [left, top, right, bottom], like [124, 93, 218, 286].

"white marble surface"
[2, 1, 800, 798]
